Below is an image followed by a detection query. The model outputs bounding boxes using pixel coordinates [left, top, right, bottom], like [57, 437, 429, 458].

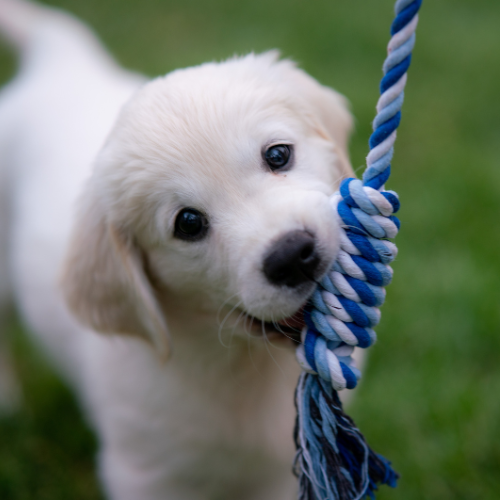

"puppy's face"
[62, 53, 353, 353]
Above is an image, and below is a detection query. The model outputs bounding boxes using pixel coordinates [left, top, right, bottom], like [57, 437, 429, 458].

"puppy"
[0, 1, 355, 498]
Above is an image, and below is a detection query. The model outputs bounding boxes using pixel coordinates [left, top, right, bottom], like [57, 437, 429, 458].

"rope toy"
[293, 1, 422, 498]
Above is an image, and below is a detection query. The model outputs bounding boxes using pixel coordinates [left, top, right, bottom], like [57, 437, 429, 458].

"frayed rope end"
[293, 373, 399, 500]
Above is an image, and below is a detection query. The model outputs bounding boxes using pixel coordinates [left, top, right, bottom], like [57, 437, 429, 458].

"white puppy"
[0, 1, 355, 499]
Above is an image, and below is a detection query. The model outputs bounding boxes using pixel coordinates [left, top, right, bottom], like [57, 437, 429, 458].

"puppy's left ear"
[286, 65, 354, 178]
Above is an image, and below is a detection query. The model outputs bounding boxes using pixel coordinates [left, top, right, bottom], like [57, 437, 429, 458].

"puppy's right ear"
[61, 194, 170, 358]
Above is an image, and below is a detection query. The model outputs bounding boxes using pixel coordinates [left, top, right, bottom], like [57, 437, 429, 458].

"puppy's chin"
[244, 282, 315, 321]
[219, 283, 315, 346]
[245, 309, 306, 345]
[221, 305, 306, 346]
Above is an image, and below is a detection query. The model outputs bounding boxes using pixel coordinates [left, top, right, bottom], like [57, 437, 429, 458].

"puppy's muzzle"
[263, 230, 321, 288]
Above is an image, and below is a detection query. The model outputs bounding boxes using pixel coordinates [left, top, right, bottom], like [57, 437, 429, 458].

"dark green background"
[1, 0, 499, 498]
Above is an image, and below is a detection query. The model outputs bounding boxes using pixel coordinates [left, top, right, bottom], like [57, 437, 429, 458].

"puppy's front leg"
[101, 448, 297, 500]
[100, 447, 207, 500]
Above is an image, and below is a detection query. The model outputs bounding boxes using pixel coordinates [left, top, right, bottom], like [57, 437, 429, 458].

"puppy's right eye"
[174, 208, 209, 241]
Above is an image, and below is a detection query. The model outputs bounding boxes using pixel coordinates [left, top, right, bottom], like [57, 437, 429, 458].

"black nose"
[263, 230, 321, 288]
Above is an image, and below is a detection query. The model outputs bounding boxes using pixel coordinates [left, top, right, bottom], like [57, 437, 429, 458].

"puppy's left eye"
[264, 144, 291, 171]
[174, 208, 209, 241]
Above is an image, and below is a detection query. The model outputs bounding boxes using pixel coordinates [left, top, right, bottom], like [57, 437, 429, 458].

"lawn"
[1, 0, 499, 498]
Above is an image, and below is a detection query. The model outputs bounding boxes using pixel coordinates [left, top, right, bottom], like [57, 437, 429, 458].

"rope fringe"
[294, 374, 399, 500]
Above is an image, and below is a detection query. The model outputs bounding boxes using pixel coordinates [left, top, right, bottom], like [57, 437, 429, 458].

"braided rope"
[296, 0, 422, 391]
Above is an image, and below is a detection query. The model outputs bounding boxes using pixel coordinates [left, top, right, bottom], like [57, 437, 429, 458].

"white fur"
[0, 1, 357, 498]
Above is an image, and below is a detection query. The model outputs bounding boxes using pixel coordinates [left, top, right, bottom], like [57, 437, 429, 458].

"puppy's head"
[61, 52, 353, 356]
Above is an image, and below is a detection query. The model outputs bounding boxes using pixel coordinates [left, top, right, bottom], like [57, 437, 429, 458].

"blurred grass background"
[1, 0, 499, 498]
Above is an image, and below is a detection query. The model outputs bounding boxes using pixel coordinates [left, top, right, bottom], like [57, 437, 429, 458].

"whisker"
[246, 323, 263, 377]
[243, 313, 254, 336]
[216, 292, 241, 326]
[260, 320, 286, 376]
[218, 300, 243, 348]
[270, 313, 302, 345]
[229, 308, 246, 338]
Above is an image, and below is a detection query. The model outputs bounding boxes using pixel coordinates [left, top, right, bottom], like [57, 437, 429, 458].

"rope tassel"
[294, 0, 422, 498]
[294, 374, 398, 500]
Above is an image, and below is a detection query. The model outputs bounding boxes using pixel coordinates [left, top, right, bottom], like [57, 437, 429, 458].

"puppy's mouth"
[241, 308, 305, 344]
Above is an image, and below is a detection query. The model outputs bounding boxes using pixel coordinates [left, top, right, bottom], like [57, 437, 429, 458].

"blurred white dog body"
[0, 1, 354, 499]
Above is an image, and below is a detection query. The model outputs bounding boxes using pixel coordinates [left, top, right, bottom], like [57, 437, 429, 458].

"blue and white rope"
[296, 0, 421, 391]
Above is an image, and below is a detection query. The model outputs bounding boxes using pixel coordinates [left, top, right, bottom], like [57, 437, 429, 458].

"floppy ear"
[285, 64, 355, 179]
[61, 194, 170, 358]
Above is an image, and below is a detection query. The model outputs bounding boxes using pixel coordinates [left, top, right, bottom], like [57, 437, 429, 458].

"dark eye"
[264, 144, 291, 171]
[174, 208, 209, 241]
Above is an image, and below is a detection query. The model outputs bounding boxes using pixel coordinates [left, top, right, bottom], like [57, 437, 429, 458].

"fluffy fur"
[0, 1, 356, 499]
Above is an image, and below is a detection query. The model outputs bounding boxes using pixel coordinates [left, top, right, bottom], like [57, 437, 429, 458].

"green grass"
[1, 0, 500, 498]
